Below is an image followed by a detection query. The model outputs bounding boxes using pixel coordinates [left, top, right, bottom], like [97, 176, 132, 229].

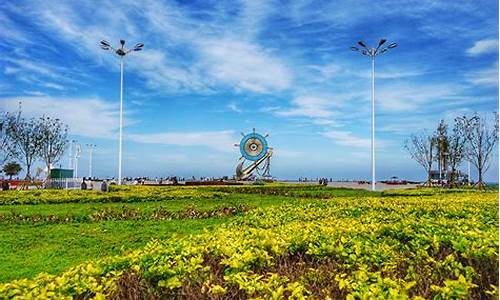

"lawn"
[0, 186, 299, 282]
[0, 185, 497, 299]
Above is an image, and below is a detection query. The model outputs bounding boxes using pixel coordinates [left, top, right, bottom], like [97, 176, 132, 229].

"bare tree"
[0, 112, 18, 166]
[39, 116, 68, 177]
[0, 113, 8, 165]
[457, 113, 499, 188]
[404, 131, 436, 186]
[4, 115, 42, 180]
[447, 119, 467, 187]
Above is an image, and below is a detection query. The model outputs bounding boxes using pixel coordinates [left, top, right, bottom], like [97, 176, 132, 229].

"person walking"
[101, 180, 108, 192]
[81, 180, 87, 190]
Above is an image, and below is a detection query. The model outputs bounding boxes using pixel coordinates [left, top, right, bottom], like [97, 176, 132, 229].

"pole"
[88, 146, 93, 179]
[467, 160, 471, 185]
[438, 142, 442, 184]
[68, 141, 73, 169]
[371, 56, 376, 191]
[66, 141, 72, 189]
[118, 58, 124, 185]
[74, 155, 78, 179]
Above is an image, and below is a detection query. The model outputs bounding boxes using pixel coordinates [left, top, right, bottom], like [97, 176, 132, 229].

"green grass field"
[0, 184, 497, 299]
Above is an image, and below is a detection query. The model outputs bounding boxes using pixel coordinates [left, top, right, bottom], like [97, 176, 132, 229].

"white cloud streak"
[321, 130, 371, 148]
[466, 39, 498, 56]
[0, 97, 119, 138]
[466, 63, 499, 87]
[227, 102, 242, 113]
[128, 130, 236, 152]
[275, 96, 338, 119]
[12, 0, 292, 94]
[1, 97, 238, 153]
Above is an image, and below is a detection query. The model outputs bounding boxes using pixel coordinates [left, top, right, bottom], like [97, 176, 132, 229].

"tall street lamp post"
[86, 144, 96, 179]
[351, 39, 397, 191]
[100, 40, 144, 185]
[74, 143, 81, 179]
[68, 139, 76, 170]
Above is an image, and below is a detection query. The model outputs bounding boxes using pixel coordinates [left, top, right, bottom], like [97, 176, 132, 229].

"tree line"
[1, 108, 69, 180]
[404, 113, 498, 188]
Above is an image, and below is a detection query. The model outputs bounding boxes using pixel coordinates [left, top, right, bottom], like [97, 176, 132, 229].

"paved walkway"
[326, 182, 419, 191]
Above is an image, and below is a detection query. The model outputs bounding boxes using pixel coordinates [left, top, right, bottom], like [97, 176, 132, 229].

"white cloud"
[4, 58, 57, 77]
[376, 83, 461, 112]
[0, 11, 30, 44]
[307, 63, 342, 82]
[2, 56, 82, 90]
[276, 96, 338, 119]
[466, 64, 498, 87]
[364, 69, 429, 79]
[274, 149, 302, 158]
[0, 97, 119, 138]
[321, 130, 371, 148]
[1, 97, 238, 152]
[128, 49, 207, 92]
[227, 102, 242, 113]
[466, 39, 498, 56]
[312, 119, 337, 126]
[128, 130, 237, 152]
[43, 82, 65, 90]
[13, 1, 291, 95]
[22, 90, 47, 96]
[198, 38, 292, 93]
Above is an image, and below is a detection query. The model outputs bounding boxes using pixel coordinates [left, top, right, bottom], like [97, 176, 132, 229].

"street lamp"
[68, 139, 76, 170]
[100, 39, 144, 185]
[441, 151, 449, 187]
[351, 39, 397, 191]
[66, 139, 77, 189]
[74, 143, 82, 179]
[86, 144, 96, 179]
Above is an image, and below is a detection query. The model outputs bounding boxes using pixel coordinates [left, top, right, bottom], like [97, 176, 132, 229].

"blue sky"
[0, 0, 498, 181]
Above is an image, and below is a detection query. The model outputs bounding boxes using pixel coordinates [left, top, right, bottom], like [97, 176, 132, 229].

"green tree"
[3, 161, 22, 180]
[434, 120, 449, 180]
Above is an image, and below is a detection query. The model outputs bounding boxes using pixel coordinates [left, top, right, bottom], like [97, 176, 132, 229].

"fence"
[45, 178, 83, 189]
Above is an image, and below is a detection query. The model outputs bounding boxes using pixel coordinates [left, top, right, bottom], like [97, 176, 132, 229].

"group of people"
[80, 177, 109, 192]
[318, 178, 330, 186]
[298, 177, 333, 183]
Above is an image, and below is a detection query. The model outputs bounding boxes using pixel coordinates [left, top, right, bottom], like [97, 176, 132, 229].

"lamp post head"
[100, 40, 111, 50]
[100, 40, 143, 56]
[358, 40, 368, 48]
[134, 43, 144, 51]
[351, 40, 398, 57]
[115, 48, 127, 56]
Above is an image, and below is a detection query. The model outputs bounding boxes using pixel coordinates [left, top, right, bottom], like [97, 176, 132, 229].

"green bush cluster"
[1, 189, 497, 299]
[0, 186, 226, 205]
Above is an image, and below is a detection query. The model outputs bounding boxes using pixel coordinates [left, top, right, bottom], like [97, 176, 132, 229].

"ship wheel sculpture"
[234, 128, 273, 180]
